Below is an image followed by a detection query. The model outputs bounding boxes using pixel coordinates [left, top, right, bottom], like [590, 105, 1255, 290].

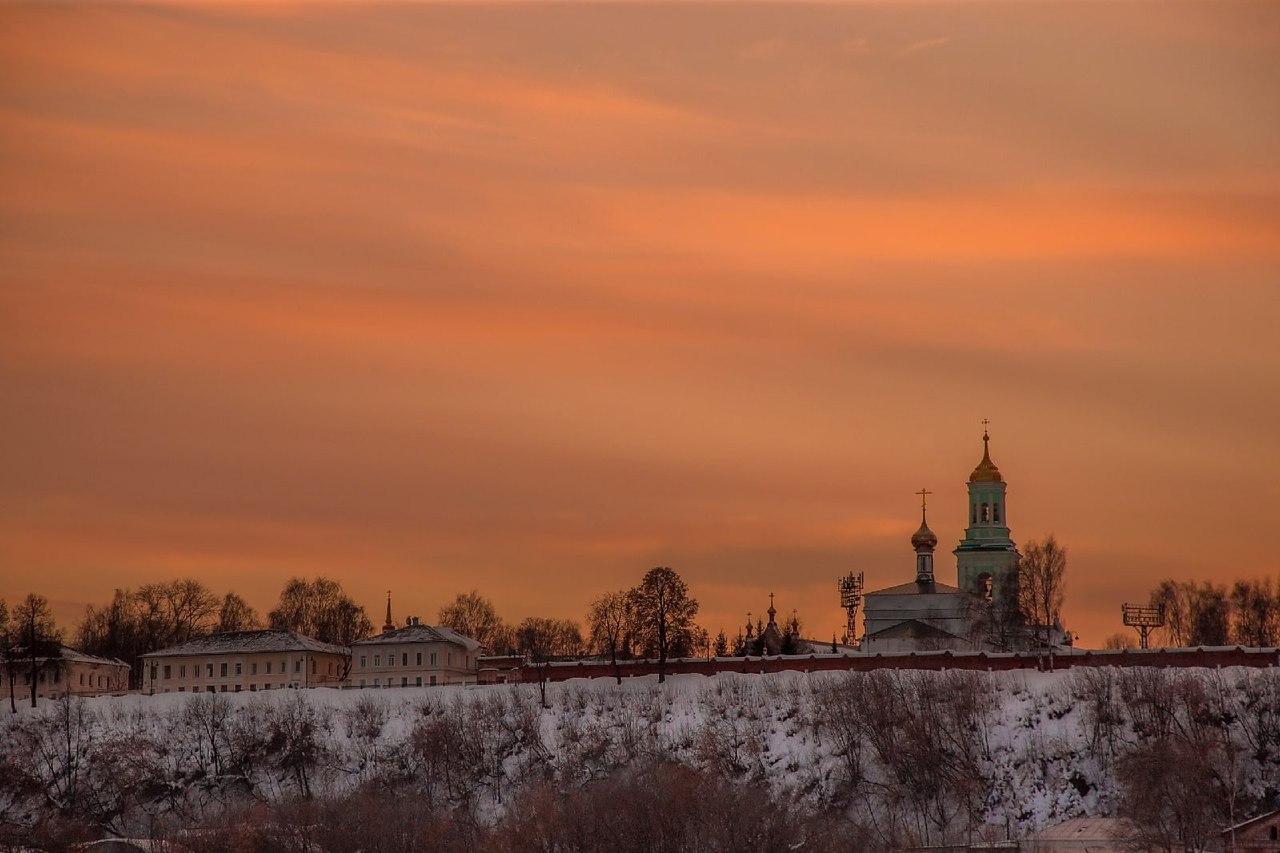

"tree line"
[1149, 576, 1280, 647]
[2, 564, 710, 703]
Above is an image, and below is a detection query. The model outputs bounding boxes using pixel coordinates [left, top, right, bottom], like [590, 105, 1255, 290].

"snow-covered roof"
[140, 629, 348, 659]
[59, 646, 130, 668]
[352, 623, 481, 652]
[8, 645, 129, 668]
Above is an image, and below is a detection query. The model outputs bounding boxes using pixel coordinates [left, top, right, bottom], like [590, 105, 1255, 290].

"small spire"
[383, 590, 394, 633]
[767, 592, 777, 623]
[916, 487, 932, 523]
[969, 421, 1003, 482]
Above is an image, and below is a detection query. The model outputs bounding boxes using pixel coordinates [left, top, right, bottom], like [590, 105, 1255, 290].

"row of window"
[21, 671, 113, 688]
[358, 676, 439, 688]
[358, 651, 463, 669]
[159, 683, 298, 694]
[153, 658, 336, 681]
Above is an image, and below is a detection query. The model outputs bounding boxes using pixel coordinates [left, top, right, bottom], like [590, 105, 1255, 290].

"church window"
[993, 502, 1001, 523]
[981, 503, 990, 522]
[971, 504, 977, 524]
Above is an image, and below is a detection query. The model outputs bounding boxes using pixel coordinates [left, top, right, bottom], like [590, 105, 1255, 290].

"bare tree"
[268, 577, 373, 646]
[1189, 582, 1231, 646]
[587, 591, 633, 685]
[1, 597, 15, 713]
[629, 567, 699, 684]
[13, 594, 63, 709]
[438, 591, 512, 654]
[161, 579, 219, 644]
[1116, 737, 1221, 853]
[216, 592, 262, 633]
[1230, 578, 1278, 647]
[1102, 632, 1135, 649]
[514, 617, 582, 707]
[1150, 579, 1195, 647]
[1017, 535, 1067, 647]
[1151, 579, 1233, 647]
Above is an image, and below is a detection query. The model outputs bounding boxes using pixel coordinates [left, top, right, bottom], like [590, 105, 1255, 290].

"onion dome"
[911, 513, 938, 550]
[969, 430, 1003, 483]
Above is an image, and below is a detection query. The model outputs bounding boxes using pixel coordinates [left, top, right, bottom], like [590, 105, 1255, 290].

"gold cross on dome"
[916, 487, 932, 510]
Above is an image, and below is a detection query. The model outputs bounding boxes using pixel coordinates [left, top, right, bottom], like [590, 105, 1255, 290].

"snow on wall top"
[352, 624, 481, 652]
[139, 629, 349, 659]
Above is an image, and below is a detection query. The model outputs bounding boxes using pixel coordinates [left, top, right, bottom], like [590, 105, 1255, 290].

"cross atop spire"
[916, 487, 932, 513]
[383, 590, 394, 633]
[767, 592, 777, 622]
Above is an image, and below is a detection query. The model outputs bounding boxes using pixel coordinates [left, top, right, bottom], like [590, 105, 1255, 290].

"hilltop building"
[742, 594, 808, 655]
[350, 604, 481, 688]
[1, 645, 130, 703]
[861, 429, 1065, 653]
[141, 629, 349, 694]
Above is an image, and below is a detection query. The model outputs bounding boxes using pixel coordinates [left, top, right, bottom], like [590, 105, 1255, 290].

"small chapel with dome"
[859, 427, 1058, 653]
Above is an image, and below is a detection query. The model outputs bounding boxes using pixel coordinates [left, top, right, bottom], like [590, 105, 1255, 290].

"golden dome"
[969, 431, 1003, 483]
[911, 520, 937, 550]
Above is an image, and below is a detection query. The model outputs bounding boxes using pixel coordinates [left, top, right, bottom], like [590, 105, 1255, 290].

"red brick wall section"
[524, 647, 1280, 684]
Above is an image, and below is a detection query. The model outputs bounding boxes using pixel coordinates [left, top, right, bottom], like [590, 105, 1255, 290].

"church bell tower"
[954, 424, 1020, 600]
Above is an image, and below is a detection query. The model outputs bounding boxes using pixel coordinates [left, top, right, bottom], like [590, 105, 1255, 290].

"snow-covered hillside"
[2, 666, 1277, 851]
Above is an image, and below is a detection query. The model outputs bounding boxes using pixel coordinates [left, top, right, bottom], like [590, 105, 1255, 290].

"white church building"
[861, 429, 1045, 653]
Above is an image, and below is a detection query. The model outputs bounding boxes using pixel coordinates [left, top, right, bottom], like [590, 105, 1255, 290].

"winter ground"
[2, 666, 1277, 850]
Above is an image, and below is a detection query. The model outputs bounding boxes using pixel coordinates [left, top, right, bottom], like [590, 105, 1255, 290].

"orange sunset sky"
[2, 1, 1278, 649]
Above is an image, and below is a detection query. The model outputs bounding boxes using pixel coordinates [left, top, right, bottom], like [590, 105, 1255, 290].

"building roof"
[969, 430, 1003, 482]
[140, 629, 349, 659]
[58, 646, 130, 668]
[352, 623, 481, 652]
[9, 645, 130, 668]
[1221, 808, 1280, 836]
[865, 579, 966, 596]
[1027, 816, 1129, 841]
[864, 619, 966, 642]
